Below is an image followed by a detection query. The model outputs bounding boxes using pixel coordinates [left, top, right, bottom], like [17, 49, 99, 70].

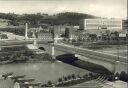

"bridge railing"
[54, 44, 128, 63]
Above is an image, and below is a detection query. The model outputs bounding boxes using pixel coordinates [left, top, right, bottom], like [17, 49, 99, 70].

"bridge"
[38, 42, 128, 74]
[0, 38, 127, 74]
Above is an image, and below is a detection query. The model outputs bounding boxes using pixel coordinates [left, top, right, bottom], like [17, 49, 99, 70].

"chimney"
[25, 23, 28, 40]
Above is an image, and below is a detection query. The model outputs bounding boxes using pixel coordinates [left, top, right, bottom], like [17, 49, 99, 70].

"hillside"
[0, 12, 96, 26]
[53, 12, 96, 25]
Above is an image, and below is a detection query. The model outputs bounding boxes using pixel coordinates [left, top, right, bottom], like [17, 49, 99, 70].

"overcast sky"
[0, 0, 127, 19]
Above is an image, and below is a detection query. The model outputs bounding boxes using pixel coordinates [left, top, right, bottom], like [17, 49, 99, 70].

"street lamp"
[116, 34, 120, 62]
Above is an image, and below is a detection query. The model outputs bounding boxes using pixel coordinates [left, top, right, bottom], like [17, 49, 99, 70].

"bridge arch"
[38, 47, 46, 51]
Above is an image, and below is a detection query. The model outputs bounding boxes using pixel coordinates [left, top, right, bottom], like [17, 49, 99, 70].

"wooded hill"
[0, 12, 96, 27]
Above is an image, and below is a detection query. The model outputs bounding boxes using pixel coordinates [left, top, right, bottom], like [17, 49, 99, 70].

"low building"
[37, 32, 53, 41]
[119, 33, 127, 42]
[80, 18, 123, 34]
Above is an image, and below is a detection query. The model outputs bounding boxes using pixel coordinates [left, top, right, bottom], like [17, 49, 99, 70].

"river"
[0, 61, 89, 88]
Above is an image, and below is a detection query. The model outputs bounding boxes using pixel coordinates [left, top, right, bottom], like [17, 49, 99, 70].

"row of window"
[38, 37, 53, 39]
[85, 22, 122, 25]
[85, 20, 122, 24]
[85, 25, 121, 27]
[0, 46, 27, 52]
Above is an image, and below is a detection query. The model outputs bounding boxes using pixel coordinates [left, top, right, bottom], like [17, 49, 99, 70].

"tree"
[47, 80, 52, 86]
[89, 73, 93, 77]
[67, 75, 71, 80]
[120, 71, 126, 81]
[63, 76, 68, 81]
[105, 30, 111, 42]
[89, 34, 97, 41]
[115, 72, 120, 80]
[110, 31, 119, 42]
[108, 75, 115, 81]
[83, 74, 88, 79]
[71, 74, 76, 79]
[58, 78, 63, 83]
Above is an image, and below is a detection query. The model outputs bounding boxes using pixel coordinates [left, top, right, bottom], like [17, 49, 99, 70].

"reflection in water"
[0, 61, 89, 83]
[51, 63, 55, 69]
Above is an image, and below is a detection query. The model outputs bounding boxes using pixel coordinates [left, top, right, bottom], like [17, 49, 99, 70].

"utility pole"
[117, 46, 119, 61]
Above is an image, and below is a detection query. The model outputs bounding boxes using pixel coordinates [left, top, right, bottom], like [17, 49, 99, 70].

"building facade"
[122, 20, 128, 30]
[80, 18, 123, 32]
[37, 32, 53, 41]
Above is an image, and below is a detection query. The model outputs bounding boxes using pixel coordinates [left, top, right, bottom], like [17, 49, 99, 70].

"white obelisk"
[25, 23, 28, 40]
[52, 44, 55, 59]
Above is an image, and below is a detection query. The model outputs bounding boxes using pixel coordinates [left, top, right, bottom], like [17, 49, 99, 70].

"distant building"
[64, 26, 88, 41]
[54, 26, 61, 38]
[65, 26, 75, 40]
[37, 32, 53, 41]
[80, 18, 123, 33]
[0, 18, 10, 28]
[122, 19, 128, 30]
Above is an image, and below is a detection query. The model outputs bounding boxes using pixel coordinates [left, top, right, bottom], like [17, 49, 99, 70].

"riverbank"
[41, 72, 98, 87]
[0, 53, 52, 65]
[0, 61, 89, 88]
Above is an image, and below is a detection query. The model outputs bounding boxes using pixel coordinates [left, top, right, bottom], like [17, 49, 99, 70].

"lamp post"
[126, 27, 128, 75]
[114, 33, 120, 73]
[117, 45, 120, 61]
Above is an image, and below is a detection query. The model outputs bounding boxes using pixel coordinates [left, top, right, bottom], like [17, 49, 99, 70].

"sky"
[0, 0, 127, 19]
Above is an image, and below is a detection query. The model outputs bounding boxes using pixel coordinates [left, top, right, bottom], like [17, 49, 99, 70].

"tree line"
[0, 12, 96, 27]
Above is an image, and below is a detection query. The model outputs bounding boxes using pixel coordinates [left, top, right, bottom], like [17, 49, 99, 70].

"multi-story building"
[80, 18, 123, 33]
[64, 26, 88, 41]
[122, 19, 128, 30]
[37, 32, 53, 41]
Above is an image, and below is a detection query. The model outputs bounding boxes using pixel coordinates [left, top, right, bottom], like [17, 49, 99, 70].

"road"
[0, 37, 127, 64]
[0, 32, 25, 40]
[54, 43, 127, 63]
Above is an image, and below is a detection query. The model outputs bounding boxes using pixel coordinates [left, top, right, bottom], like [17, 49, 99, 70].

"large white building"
[80, 18, 123, 32]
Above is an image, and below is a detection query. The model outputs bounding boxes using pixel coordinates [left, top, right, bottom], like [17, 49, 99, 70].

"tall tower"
[52, 45, 55, 59]
[25, 23, 28, 40]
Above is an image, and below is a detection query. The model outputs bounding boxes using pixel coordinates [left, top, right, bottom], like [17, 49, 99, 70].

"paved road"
[0, 40, 127, 64]
[1, 32, 25, 40]
[54, 43, 127, 63]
